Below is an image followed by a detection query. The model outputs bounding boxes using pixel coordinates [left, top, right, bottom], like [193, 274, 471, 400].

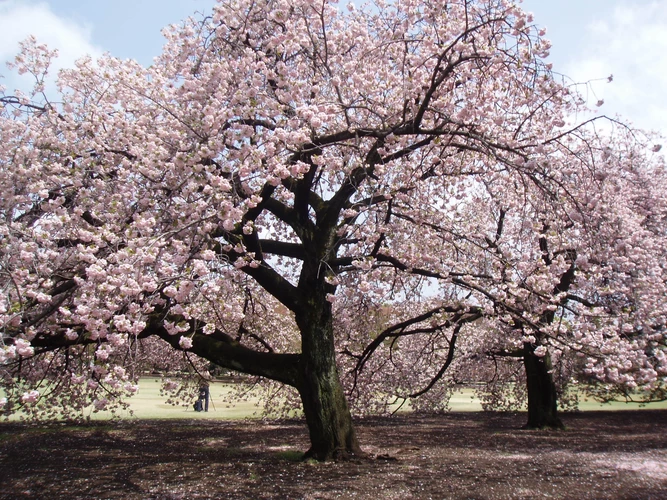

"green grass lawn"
[92, 378, 266, 420]
[6, 378, 667, 421]
[107, 379, 667, 420]
[574, 394, 667, 411]
[105, 380, 484, 419]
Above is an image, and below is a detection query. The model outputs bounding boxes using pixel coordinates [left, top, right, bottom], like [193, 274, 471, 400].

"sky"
[1, 0, 665, 136]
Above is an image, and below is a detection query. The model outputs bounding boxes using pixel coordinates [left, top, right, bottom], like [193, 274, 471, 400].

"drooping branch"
[409, 323, 463, 398]
[354, 304, 481, 377]
[144, 317, 302, 387]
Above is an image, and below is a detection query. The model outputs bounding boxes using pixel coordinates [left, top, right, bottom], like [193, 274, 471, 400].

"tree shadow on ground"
[1, 411, 666, 499]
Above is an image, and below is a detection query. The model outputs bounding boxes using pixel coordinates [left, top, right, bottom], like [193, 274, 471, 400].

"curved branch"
[144, 318, 301, 387]
[409, 323, 462, 398]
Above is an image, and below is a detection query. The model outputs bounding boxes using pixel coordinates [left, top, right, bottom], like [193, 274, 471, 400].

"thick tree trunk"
[298, 362, 361, 461]
[296, 302, 362, 461]
[523, 345, 564, 429]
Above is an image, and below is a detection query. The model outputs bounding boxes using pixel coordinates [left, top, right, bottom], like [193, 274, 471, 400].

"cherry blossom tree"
[2, 0, 665, 458]
[462, 124, 667, 428]
[347, 121, 667, 428]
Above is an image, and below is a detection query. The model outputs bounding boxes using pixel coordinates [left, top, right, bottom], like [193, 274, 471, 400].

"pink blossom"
[21, 390, 39, 404]
[14, 339, 34, 358]
[163, 379, 179, 391]
[93, 398, 109, 411]
[96, 347, 110, 361]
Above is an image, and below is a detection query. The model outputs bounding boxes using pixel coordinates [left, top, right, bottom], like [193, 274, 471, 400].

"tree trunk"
[296, 302, 362, 461]
[523, 344, 564, 429]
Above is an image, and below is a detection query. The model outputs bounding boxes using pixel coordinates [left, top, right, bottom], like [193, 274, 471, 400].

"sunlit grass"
[388, 386, 667, 414]
[575, 394, 667, 411]
[446, 387, 667, 413]
[4, 378, 667, 422]
[91, 378, 266, 420]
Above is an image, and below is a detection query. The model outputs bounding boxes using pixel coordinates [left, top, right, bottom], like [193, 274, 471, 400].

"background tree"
[348, 121, 667, 428]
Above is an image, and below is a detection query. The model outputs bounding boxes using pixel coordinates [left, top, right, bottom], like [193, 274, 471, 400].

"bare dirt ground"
[1, 410, 666, 499]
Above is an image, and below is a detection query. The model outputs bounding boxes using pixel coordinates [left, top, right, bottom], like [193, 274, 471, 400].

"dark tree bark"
[523, 344, 564, 429]
[297, 312, 362, 460]
[291, 218, 363, 460]
[519, 242, 574, 430]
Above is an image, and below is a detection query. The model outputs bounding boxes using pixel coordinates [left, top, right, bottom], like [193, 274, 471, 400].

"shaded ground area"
[1, 411, 666, 499]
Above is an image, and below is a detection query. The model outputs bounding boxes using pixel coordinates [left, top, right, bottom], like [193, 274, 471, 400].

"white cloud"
[0, 0, 103, 95]
[564, 1, 667, 136]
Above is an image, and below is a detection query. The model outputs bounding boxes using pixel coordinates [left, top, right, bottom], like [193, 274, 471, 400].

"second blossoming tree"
[346, 121, 667, 428]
